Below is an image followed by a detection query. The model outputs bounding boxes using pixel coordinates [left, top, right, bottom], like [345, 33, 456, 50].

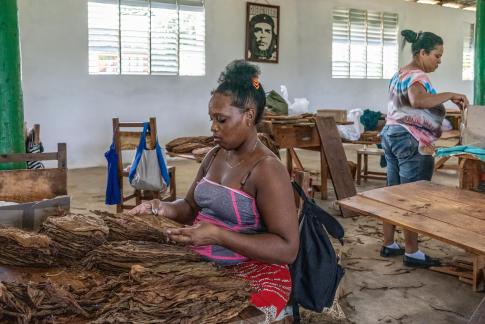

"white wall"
[17, 0, 475, 168]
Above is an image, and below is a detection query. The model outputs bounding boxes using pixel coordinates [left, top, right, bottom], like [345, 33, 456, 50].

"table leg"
[320, 147, 328, 200]
[356, 152, 362, 185]
[288, 148, 304, 171]
[473, 255, 485, 292]
[459, 158, 482, 190]
[286, 149, 293, 176]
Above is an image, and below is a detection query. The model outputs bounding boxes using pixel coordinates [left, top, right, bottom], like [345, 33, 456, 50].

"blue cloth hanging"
[435, 145, 485, 162]
[105, 142, 122, 205]
[128, 122, 170, 187]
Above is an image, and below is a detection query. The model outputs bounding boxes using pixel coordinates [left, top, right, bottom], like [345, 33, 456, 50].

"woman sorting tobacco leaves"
[130, 59, 299, 321]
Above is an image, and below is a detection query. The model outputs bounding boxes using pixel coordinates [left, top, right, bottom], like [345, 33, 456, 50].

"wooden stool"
[356, 148, 387, 185]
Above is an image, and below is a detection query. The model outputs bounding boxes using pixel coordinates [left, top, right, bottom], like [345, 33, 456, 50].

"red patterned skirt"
[228, 260, 292, 320]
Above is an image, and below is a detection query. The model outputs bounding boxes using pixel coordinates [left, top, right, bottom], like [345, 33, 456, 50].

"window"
[88, 0, 205, 75]
[332, 8, 398, 79]
[463, 23, 474, 81]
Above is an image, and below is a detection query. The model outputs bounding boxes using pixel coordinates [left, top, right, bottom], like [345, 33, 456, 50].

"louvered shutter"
[120, 0, 150, 74]
[88, 0, 120, 74]
[382, 12, 398, 79]
[151, 0, 179, 75]
[349, 9, 366, 78]
[178, 0, 205, 76]
[332, 8, 350, 78]
[366, 11, 383, 79]
[463, 23, 474, 81]
[332, 8, 398, 79]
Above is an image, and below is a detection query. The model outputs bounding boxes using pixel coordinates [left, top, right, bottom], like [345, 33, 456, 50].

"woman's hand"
[450, 93, 469, 110]
[165, 222, 220, 246]
[128, 199, 162, 216]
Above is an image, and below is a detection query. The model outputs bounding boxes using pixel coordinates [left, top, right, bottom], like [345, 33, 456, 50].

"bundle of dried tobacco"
[40, 213, 109, 263]
[82, 240, 200, 273]
[0, 227, 56, 267]
[0, 281, 88, 323]
[92, 210, 181, 242]
[79, 265, 251, 323]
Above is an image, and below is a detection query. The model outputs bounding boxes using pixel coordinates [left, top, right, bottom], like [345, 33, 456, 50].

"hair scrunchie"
[252, 77, 260, 90]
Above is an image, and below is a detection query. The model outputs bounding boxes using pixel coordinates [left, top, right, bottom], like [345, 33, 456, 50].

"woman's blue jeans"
[380, 125, 434, 186]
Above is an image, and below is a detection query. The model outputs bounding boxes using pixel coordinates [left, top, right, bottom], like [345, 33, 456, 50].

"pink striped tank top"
[192, 177, 267, 266]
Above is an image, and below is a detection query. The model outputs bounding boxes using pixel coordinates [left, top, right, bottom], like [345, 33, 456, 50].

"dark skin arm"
[408, 83, 469, 110]
[128, 148, 218, 225]
[166, 157, 300, 265]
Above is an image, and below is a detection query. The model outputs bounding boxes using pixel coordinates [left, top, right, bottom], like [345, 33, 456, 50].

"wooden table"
[338, 180, 485, 291]
[269, 121, 379, 200]
[270, 122, 330, 199]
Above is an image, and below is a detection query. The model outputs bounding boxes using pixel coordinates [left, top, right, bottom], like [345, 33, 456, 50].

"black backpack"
[290, 181, 345, 323]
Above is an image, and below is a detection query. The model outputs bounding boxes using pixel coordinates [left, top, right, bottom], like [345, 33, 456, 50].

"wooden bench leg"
[363, 154, 368, 181]
[356, 152, 362, 185]
[473, 255, 485, 292]
[434, 156, 450, 171]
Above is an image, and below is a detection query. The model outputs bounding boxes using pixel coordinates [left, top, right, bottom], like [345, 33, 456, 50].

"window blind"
[179, 2, 205, 76]
[332, 8, 398, 79]
[88, 0, 120, 74]
[151, 0, 179, 75]
[463, 23, 474, 81]
[120, 0, 150, 74]
[88, 0, 205, 75]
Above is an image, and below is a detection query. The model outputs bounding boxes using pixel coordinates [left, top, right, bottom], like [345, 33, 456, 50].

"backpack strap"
[292, 181, 309, 202]
[292, 299, 301, 324]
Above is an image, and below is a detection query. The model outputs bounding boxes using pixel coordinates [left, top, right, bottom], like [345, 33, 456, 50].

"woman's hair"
[401, 29, 443, 56]
[213, 60, 266, 124]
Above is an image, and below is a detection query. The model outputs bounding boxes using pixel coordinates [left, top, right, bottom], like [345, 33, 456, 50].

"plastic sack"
[280, 85, 310, 115]
[337, 109, 364, 141]
[289, 98, 310, 115]
[128, 123, 170, 191]
[280, 85, 291, 105]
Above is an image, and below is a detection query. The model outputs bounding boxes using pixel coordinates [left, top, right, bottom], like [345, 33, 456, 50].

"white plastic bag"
[280, 85, 310, 115]
[289, 98, 310, 115]
[337, 109, 364, 141]
[130, 149, 167, 191]
[280, 85, 291, 105]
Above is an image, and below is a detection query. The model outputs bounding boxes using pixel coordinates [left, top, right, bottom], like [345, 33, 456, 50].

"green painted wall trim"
[0, 0, 25, 170]
[475, 0, 485, 105]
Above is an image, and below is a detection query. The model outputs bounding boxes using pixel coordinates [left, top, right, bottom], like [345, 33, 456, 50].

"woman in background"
[380, 29, 469, 268]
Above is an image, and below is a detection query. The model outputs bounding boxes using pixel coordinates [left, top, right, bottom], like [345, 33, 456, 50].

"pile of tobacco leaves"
[91, 210, 181, 242]
[0, 227, 56, 267]
[0, 212, 253, 323]
[40, 213, 109, 263]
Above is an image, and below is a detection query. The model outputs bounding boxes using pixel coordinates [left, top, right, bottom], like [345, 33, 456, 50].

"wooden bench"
[356, 147, 386, 185]
[338, 180, 485, 291]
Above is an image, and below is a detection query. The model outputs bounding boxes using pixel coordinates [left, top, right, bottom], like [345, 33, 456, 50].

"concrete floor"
[68, 144, 484, 324]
